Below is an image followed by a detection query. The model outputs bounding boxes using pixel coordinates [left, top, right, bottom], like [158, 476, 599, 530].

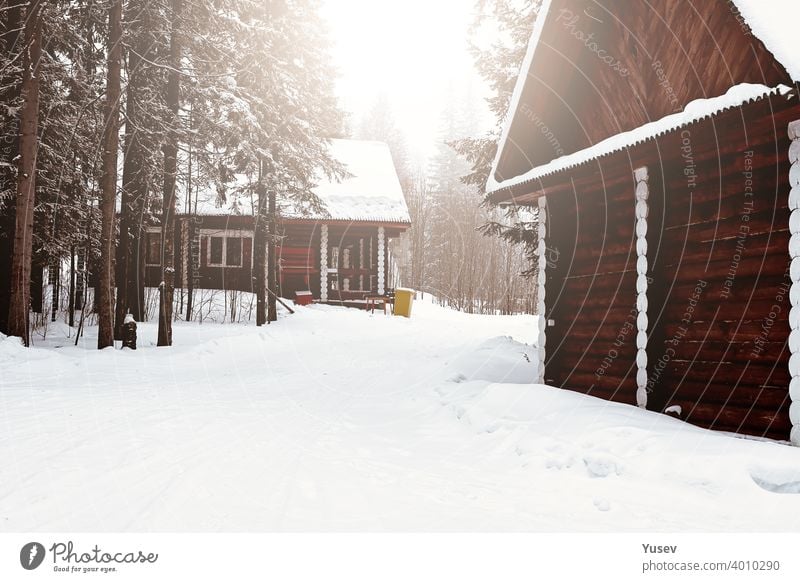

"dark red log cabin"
[143, 139, 410, 307]
[486, 0, 800, 444]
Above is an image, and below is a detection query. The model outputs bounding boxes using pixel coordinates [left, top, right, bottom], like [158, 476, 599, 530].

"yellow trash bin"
[393, 288, 415, 318]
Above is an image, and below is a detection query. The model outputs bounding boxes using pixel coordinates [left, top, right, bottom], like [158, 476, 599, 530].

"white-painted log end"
[636, 292, 648, 313]
[791, 163, 800, 188]
[636, 274, 648, 294]
[790, 401, 800, 426]
[790, 138, 800, 164]
[635, 180, 649, 202]
[636, 368, 648, 388]
[792, 258, 800, 283]
[790, 214, 800, 237]
[790, 353, 800, 378]
[792, 284, 800, 307]
[790, 307, 800, 330]
[636, 218, 648, 238]
[636, 311, 648, 332]
[635, 198, 649, 218]
[790, 376, 800, 400]
[788, 119, 800, 141]
[790, 329, 800, 353]
[790, 187, 800, 211]
[636, 255, 648, 276]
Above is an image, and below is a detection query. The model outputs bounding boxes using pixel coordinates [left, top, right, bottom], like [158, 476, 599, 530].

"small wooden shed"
[143, 139, 410, 305]
[486, 0, 800, 443]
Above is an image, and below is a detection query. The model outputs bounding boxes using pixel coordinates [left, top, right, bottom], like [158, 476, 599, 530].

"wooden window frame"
[144, 228, 162, 267]
[201, 229, 253, 268]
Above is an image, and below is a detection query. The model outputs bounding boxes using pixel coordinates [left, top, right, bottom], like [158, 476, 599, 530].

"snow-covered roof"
[730, 0, 800, 82]
[488, 83, 793, 194]
[191, 139, 410, 224]
[487, 0, 800, 197]
[302, 139, 409, 223]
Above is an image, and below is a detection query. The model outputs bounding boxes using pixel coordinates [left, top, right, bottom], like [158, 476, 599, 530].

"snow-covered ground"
[1, 298, 800, 531]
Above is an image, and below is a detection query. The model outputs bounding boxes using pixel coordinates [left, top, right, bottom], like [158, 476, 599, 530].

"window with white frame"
[203, 231, 249, 267]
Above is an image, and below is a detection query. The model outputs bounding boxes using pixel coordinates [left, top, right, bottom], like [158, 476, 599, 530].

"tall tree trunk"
[267, 186, 277, 323]
[185, 110, 194, 321]
[50, 262, 59, 322]
[116, 2, 150, 333]
[97, 0, 123, 349]
[75, 0, 94, 325]
[254, 176, 267, 326]
[75, 245, 85, 311]
[158, 0, 182, 347]
[68, 245, 76, 327]
[0, 2, 23, 335]
[7, 0, 44, 346]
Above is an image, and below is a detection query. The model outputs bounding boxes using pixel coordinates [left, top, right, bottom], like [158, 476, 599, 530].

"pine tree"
[0, 1, 24, 335]
[190, 0, 345, 325]
[7, 0, 44, 345]
[454, 0, 540, 190]
[116, 0, 169, 335]
[447, 0, 541, 314]
[157, 0, 183, 346]
[97, 0, 123, 349]
[0, 0, 348, 343]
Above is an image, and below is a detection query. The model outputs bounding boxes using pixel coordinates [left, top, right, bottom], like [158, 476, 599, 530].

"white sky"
[320, 0, 492, 164]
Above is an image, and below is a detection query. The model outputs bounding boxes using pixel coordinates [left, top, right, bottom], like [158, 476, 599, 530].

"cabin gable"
[494, 0, 792, 185]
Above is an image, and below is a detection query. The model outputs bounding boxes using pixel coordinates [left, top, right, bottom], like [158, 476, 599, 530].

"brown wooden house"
[144, 139, 410, 305]
[486, 0, 800, 443]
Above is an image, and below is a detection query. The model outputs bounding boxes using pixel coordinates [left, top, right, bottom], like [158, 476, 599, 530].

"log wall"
[544, 164, 639, 405]
[539, 96, 798, 440]
[646, 129, 792, 439]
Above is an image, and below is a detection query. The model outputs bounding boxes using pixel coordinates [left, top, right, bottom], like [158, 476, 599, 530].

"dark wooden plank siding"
[647, 119, 792, 440]
[530, 94, 799, 441]
[545, 169, 639, 405]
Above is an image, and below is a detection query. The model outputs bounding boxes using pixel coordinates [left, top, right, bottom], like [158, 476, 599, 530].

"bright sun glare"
[321, 0, 491, 162]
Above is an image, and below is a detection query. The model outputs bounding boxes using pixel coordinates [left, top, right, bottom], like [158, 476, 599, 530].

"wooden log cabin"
[486, 0, 800, 443]
[143, 139, 410, 306]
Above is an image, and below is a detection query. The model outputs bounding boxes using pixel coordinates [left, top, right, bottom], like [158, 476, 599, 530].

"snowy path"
[1, 301, 800, 531]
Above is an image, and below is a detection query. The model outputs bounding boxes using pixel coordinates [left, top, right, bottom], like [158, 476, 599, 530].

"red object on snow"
[295, 291, 313, 306]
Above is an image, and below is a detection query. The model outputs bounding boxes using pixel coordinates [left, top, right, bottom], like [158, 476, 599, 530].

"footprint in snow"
[593, 497, 611, 512]
[545, 456, 574, 470]
[583, 454, 624, 478]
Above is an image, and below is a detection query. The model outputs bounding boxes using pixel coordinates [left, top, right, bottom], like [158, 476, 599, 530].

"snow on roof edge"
[487, 83, 794, 199]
